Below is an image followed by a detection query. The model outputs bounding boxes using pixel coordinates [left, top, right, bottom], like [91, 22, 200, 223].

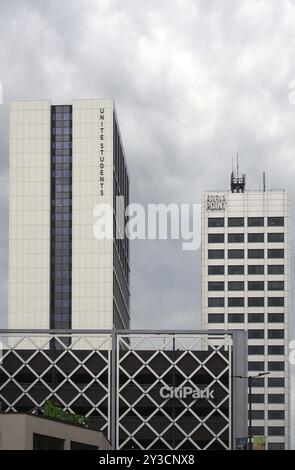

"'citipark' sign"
[44, 400, 89, 427]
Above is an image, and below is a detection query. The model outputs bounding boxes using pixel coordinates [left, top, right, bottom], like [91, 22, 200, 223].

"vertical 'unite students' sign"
[99, 108, 105, 196]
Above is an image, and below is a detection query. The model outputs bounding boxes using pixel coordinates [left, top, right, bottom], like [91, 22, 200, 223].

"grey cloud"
[0, 0, 294, 445]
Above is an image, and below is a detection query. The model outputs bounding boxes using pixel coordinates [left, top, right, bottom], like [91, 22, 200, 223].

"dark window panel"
[208, 297, 224, 307]
[208, 314, 224, 323]
[248, 249, 264, 259]
[228, 314, 244, 323]
[268, 378, 285, 387]
[228, 265, 244, 275]
[268, 346, 284, 355]
[248, 314, 264, 323]
[268, 281, 284, 291]
[228, 297, 244, 307]
[208, 281, 224, 291]
[268, 330, 284, 339]
[228, 281, 244, 291]
[228, 233, 244, 243]
[208, 218, 224, 227]
[248, 265, 264, 275]
[267, 217, 284, 227]
[268, 249, 284, 259]
[248, 217, 264, 227]
[248, 346, 264, 355]
[248, 362, 265, 371]
[248, 297, 264, 307]
[268, 410, 284, 420]
[208, 249, 224, 259]
[248, 233, 264, 243]
[228, 249, 244, 259]
[268, 313, 284, 323]
[268, 362, 285, 371]
[268, 297, 284, 307]
[268, 394, 285, 403]
[208, 265, 224, 275]
[268, 265, 284, 275]
[228, 217, 244, 227]
[248, 330, 264, 339]
[267, 233, 284, 242]
[208, 233, 224, 243]
[248, 281, 264, 291]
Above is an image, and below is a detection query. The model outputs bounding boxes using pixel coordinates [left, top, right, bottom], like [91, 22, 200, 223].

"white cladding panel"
[9, 100, 51, 329]
[71, 99, 114, 329]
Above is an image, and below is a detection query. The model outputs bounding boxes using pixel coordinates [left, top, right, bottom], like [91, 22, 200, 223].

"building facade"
[0, 413, 111, 450]
[0, 329, 248, 450]
[9, 99, 130, 331]
[202, 187, 290, 449]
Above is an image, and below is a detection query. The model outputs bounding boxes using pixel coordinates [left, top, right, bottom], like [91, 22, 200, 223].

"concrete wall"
[0, 414, 111, 450]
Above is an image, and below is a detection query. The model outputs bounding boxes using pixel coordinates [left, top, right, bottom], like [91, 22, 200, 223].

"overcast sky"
[1, 0, 295, 446]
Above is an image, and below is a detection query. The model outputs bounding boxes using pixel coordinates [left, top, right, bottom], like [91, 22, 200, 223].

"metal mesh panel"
[117, 334, 232, 450]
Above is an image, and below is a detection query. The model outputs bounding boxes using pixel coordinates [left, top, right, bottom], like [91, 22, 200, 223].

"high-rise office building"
[202, 172, 290, 450]
[9, 99, 130, 331]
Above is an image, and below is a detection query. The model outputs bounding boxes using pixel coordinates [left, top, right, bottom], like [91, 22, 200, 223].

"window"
[268, 281, 284, 291]
[228, 281, 244, 291]
[228, 233, 244, 243]
[228, 297, 244, 307]
[268, 394, 285, 403]
[248, 217, 264, 227]
[70, 442, 98, 450]
[228, 265, 244, 275]
[248, 297, 264, 307]
[251, 377, 264, 387]
[268, 378, 285, 387]
[251, 427, 264, 436]
[208, 298, 224, 307]
[248, 281, 264, 291]
[268, 362, 285, 371]
[268, 443, 285, 450]
[208, 281, 224, 291]
[228, 314, 244, 323]
[268, 249, 284, 259]
[251, 410, 264, 419]
[248, 314, 264, 323]
[228, 217, 244, 227]
[268, 297, 284, 307]
[268, 330, 284, 339]
[248, 249, 264, 259]
[268, 217, 284, 227]
[268, 346, 284, 355]
[268, 265, 284, 275]
[251, 394, 264, 403]
[248, 346, 264, 355]
[33, 434, 64, 450]
[208, 233, 224, 243]
[208, 266, 224, 275]
[268, 427, 284, 436]
[208, 218, 224, 227]
[268, 410, 284, 420]
[268, 313, 284, 323]
[208, 249, 224, 259]
[268, 233, 284, 242]
[248, 233, 264, 243]
[248, 265, 264, 275]
[208, 314, 224, 323]
[248, 330, 264, 339]
[248, 362, 265, 371]
[228, 249, 244, 259]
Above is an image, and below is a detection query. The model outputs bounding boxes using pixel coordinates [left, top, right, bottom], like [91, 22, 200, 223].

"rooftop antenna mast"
[230, 153, 246, 193]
